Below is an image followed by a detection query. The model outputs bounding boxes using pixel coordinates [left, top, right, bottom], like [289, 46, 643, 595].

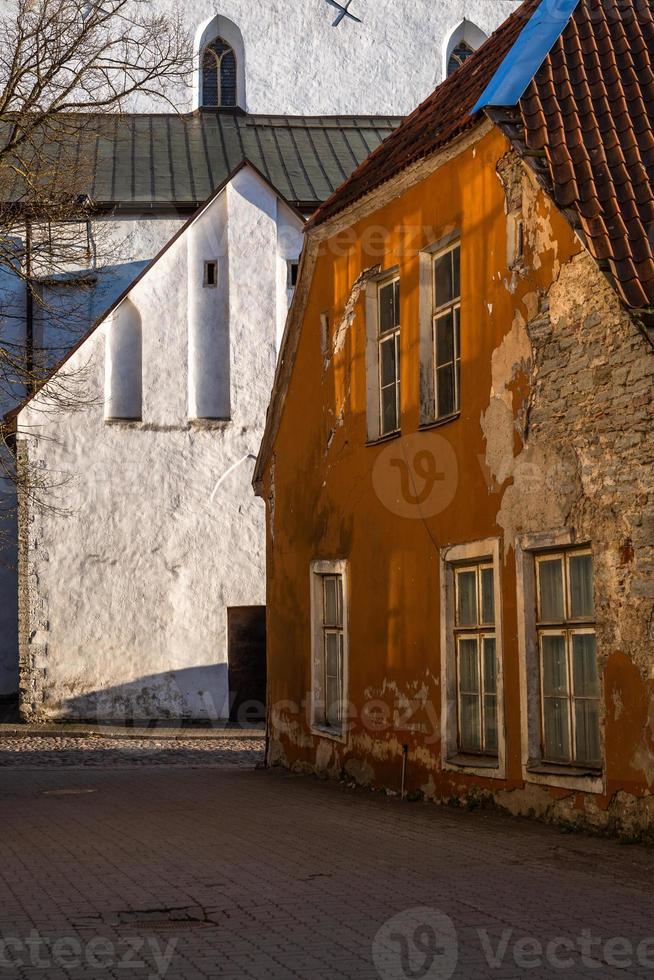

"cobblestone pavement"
[0, 734, 265, 767]
[1, 766, 654, 979]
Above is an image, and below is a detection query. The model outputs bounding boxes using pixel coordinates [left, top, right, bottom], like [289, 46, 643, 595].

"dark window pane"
[381, 385, 398, 434]
[458, 638, 479, 692]
[379, 281, 398, 334]
[436, 312, 454, 367]
[434, 253, 453, 307]
[380, 336, 397, 387]
[448, 41, 474, 76]
[323, 576, 342, 628]
[456, 570, 477, 627]
[481, 568, 494, 625]
[572, 633, 599, 698]
[202, 38, 237, 107]
[454, 306, 461, 355]
[325, 632, 343, 728]
[437, 364, 455, 418]
[484, 695, 498, 754]
[543, 697, 571, 762]
[460, 694, 481, 751]
[220, 49, 237, 106]
[542, 634, 568, 696]
[452, 246, 461, 299]
[574, 699, 601, 766]
[483, 637, 496, 693]
[202, 51, 218, 107]
[569, 553, 594, 619]
[538, 558, 565, 621]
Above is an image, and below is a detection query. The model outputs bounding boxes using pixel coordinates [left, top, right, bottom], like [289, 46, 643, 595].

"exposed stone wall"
[525, 252, 654, 670]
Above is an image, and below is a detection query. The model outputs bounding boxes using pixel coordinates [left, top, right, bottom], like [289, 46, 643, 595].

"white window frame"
[431, 242, 461, 422]
[516, 530, 604, 794]
[365, 266, 400, 442]
[440, 538, 506, 779]
[419, 232, 461, 427]
[310, 559, 349, 742]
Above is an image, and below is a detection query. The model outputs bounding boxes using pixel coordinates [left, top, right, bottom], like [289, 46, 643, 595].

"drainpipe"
[401, 743, 408, 799]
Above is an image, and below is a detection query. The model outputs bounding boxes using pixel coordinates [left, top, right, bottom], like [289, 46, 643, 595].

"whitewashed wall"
[16, 168, 301, 719]
[0, 214, 185, 699]
[131, 0, 520, 115]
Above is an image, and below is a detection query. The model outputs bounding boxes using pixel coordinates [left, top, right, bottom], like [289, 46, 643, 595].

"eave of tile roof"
[495, 0, 654, 310]
[0, 112, 402, 212]
[307, 0, 541, 229]
[309, 0, 654, 313]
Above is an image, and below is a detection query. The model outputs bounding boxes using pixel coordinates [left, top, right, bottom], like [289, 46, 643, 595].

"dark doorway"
[227, 606, 267, 724]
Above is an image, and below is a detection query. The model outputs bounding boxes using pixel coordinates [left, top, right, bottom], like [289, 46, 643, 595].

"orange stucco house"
[254, 0, 654, 836]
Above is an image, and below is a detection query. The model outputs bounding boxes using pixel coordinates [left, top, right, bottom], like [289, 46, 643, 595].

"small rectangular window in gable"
[204, 260, 218, 288]
[287, 260, 300, 289]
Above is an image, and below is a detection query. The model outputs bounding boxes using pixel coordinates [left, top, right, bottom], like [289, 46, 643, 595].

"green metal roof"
[59, 111, 401, 211]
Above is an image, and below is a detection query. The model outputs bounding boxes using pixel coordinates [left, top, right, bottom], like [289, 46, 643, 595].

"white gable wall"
[134, 0, 520, 115]
[16, 169, 302, 720]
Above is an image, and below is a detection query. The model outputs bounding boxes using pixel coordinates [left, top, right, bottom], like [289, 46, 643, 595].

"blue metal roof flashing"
[472, 0, 581, 113]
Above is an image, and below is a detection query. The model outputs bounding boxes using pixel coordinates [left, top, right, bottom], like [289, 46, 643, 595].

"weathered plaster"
[261, 125, 654, 838]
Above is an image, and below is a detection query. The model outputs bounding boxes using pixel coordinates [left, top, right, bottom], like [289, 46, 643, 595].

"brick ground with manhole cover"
[1, 767, 654, 978]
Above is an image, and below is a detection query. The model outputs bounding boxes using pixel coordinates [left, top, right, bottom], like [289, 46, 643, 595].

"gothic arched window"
[448, 40, 475, 76]
[201, 38, 237, 108]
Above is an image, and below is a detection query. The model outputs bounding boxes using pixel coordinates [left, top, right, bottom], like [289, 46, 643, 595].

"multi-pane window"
[454, 563, 497, 756]
[536, 550, 600, 768]
[448, 40, 475, 75]
[433, 244, 461, 420]
[378, 278, 401, 436]
[202, 38, 237, 108]
[318, 574, 344, 730]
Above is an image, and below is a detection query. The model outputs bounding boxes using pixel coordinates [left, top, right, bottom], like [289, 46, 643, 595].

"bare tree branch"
[0, 0, 192, 535]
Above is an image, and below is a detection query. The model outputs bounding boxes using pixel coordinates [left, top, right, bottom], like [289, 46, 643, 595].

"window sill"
[419, 412, 461, 432]
[365, 429, 402, 448]
[189, 417, 232, 428]
[447, 753, 499, 770]
[311, 724, 346, 744]
[105, 417, 142, 426]
[523, 759, 604, 794]
[527, 762, 602, 779]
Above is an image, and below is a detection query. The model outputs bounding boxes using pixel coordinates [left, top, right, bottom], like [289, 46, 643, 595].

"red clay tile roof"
[504, 0, 654, 309]
[311, 0, 654, 312]
[308, 0, 540, 228]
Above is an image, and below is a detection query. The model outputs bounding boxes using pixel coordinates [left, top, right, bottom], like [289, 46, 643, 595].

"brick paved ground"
[1, 763, 654, 979]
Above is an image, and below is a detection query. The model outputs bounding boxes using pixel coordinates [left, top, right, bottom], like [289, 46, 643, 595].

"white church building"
[0, 1, 518, 721]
